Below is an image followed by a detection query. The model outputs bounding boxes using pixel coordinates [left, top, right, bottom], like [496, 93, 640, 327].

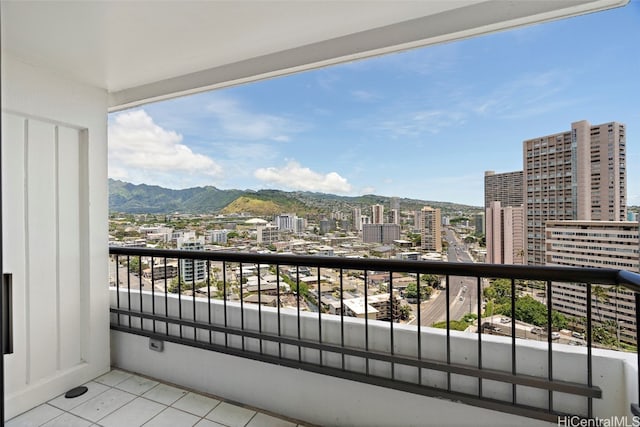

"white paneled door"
[2, 112, 89, 418]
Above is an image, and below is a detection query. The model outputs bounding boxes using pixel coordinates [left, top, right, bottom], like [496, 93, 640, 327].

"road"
[414, 228, 482, 326]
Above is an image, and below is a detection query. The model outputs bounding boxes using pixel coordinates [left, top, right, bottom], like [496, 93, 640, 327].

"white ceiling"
[1, 0, 628, 110]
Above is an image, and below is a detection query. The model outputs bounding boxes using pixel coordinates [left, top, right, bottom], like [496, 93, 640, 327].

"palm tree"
[592, 285, 609, 325]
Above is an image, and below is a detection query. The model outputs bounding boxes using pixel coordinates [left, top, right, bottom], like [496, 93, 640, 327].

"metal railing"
[109, 246, 640, 422]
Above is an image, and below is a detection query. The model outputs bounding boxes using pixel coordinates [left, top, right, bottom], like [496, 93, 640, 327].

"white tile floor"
[7, 370, 305, 427]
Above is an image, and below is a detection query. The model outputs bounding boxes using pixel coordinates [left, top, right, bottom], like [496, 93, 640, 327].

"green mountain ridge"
[109, 179, 481, 215]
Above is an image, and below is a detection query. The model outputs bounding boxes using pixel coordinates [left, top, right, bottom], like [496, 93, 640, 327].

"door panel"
[2, 112, 86, 401]
[2, 113, 27, 394]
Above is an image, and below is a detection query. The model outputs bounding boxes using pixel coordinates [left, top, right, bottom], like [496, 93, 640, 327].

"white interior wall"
[1, 53, 110, 420]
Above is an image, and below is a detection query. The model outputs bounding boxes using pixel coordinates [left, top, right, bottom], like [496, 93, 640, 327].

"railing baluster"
[223, 261, 228, 347]
[586, 282, 593, 418]
[192, 259, 196, 341]
[340, 268, 345, 371]
[276, 264, 282, 359]
[296, 266, 301, 363]
[446, 274, 450, 392]
[511, 278, 516, 405]
[207, 260, 211, 344]
[258, 263, 263, 355]
[240, 262, 244, 351]
[178, 256, 182, 339]
[546, 280, 553, 413]
[477, 276, 482, 398]
[417, 273, 422, 386]
[317, 266, 322, 366]
[635, 292, 640, 415]
[389, 271, 394, 380]
[127, 255, 131, 329]
[115, 255, 120, 326]
[138, 256, 143, 331]
[364, 270, 369, 376]
[151, 256, 156, 334]
[164, 258, 168, 336]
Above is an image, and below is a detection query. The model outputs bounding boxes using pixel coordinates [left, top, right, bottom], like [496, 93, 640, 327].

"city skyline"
[108, 1, 640, 206]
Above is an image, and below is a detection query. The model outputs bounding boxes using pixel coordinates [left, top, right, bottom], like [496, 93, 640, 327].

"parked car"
[572, 332, 584, 339]
[530, 327, 543, 334]
[551, 332, 560, 340]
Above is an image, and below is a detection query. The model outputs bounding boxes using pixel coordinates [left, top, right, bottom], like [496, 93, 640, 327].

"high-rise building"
[352, 207, 362, 231]
[257, 224, 280, 244]
[294, 217, 306, 234]
[362, 224, 400, 244]
[485, 201, 525, 264]
[413, 210, 422, 231]
[484, 170, 524, 209]
[420, 206, 441, 252]
[390, 197, 400, 211]
[546, 220, 639, 344]
[275, 213, 296, 231]
[177, 235, 207, 283]
[372, 204, 384, 224]
[484, 170, 525, 264]
[390, 197, 400, 224]
[524, 120, 626, 265]
[390, 209, 399, 225]
[474, 212, 485, 235]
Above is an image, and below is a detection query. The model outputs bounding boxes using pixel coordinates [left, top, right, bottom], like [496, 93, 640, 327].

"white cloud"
[108, 110, 222, 187]
[376, 109, 466, 138]
[254, 161, 352, 194]
[469, 70, 573, 118]
[351, 90, 380, 102]
[206, 95, 297, 142]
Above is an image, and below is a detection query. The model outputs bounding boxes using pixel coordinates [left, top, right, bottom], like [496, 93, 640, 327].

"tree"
[128, 256, 148, 275]
[592, 285, 609, 324]
[168, 276, 187, 293]
[399, 304, 412, 320]
[405, 282, 432, 300]
[483, 279, 512, 306]
[420, 274, 441, 287]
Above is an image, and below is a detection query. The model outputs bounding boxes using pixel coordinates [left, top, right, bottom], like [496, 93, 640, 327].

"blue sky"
[109, 1, 640, 207]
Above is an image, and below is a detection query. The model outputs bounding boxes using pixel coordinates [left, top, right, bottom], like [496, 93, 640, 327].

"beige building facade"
[546, 220, 639, 344]
[484, 170, 525, 264]
[484, 170, 524, 209]
[420, 206, 442, 252]
[524, 121, 626, 265]
[486, 201, 525, 264]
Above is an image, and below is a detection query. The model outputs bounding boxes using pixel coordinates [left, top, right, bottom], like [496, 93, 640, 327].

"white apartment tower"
[352, 207, 362, 231]
[275, 213, 296, 231]
[177, 235, 207, 283]
[420, 206, 441, 252]
[524, 120, 626, 265]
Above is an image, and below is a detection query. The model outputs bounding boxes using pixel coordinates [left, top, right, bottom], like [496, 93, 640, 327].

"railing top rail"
[108, 246, 640, 291]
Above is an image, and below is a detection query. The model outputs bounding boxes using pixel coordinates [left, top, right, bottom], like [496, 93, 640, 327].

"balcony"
[104, 247, 640, 426]
[2, 1, 634, 425]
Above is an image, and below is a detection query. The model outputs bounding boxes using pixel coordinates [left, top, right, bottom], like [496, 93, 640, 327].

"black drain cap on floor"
[65, 386, 88, 399]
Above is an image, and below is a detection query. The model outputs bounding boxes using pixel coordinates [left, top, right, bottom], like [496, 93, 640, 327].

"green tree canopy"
[405, 282, 432, 300]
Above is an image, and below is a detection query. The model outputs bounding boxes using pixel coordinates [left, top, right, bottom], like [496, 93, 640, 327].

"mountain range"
[109, 179, 481, 216]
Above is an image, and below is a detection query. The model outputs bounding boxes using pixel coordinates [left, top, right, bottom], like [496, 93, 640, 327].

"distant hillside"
[109, 179, 481, 215]
[109, 179, 244, 213]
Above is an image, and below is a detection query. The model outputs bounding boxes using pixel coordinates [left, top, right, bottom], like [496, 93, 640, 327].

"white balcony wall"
[1, 53, 110, 420]
[110, 289, 637, 425]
